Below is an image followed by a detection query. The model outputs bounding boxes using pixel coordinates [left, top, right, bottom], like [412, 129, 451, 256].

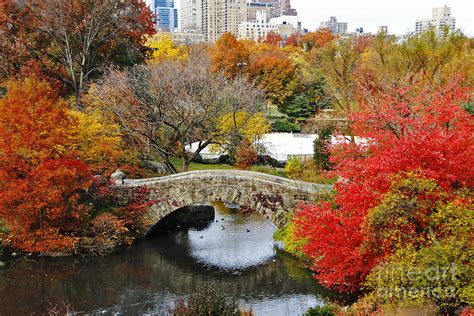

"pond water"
[0, 202, 341, 315]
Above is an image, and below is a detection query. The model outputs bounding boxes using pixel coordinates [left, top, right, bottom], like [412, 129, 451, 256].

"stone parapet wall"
[120, 170, 332, 233]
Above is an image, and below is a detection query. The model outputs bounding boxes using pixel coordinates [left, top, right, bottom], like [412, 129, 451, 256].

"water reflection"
[0, 203, 341, 315]
[183, 202, 276, 271]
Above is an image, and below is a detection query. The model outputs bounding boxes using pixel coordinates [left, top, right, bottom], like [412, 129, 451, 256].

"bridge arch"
[122, 170, 331, 234]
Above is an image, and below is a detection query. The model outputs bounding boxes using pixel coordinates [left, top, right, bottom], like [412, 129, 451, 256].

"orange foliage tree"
[0, 77, 92, 252]
[211, 33, 250, 79]
[249, 55, 299, 110]
[302, 28, 335, 52]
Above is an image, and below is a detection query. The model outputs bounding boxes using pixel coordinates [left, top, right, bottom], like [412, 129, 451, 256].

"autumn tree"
[249, 55, 299, 111]
[264, 31, 283, 47]
[67, 108, 129, 174]
[211, 112, 271, 160]
[95, 52, 264, 172]
[145, 33, 188, 61]
[211, 33, 250, 79]
[315, 37, 360, 114]
[0, 77, 92, 252]
[7, 0, 155, 102]
[0, 0, 30, 82]
[285, 33, 300, 47]
[235, 140, 258, 169]
[294, 81, 473, 292]
[302, 28, 335, 52]
[356, 29, 474, 100]
[286, 50, 333, 116]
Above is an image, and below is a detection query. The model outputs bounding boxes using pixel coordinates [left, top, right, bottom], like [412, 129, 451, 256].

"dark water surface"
[0, 203, 339, 315]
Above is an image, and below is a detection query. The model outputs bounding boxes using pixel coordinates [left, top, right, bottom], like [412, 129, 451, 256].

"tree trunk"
[163, 159, 178, 174]
[182, 156, 189, 172]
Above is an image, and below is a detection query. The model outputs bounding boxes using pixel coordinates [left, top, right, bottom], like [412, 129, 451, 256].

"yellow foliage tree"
[210, 112, 271, 153]
[218, 112, 271, 142]
[145, 33, 188, 61]
[67, 109, 130, 173]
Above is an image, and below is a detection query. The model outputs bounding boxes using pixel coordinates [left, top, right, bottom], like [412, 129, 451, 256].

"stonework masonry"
[121, 170, 332, 234]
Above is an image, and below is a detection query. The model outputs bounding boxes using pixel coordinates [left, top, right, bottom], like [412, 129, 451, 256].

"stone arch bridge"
[121, 170, 332, 234]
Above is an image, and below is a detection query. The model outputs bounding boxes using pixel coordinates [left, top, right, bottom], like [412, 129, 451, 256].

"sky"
[291, 0, 473, 35]
[147, 0, 473, 36]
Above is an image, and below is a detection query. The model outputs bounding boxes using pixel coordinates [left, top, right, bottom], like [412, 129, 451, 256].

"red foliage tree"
[264, 31, 283, 47]
[294, 80, 473, 292]
[0, 77, 92, 252]
[235, 140, 258, 169]
[285, 33, 300, 47]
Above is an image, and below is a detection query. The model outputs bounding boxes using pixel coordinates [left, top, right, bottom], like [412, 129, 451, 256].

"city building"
[415, 5, 456, 36]
[319, 16, 347, 35]
[246, 1, 273, 22]
[280, 0, 297, 16]
[251, 0, 297, 19]
[378, 25, 388, 34]
[169, 30, 206, 44]
[269, 15, 300, 39]
[238, 11, 278, 41]
[180, 0, 202, 32]
[201, 0, 247, 43]
[153, 0, 178, 32]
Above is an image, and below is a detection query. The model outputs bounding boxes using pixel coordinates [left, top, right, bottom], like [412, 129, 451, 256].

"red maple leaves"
[294, 80, 473, 292]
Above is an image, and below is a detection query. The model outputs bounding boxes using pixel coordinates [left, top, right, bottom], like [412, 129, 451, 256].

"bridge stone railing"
[121, 170, 332, 233]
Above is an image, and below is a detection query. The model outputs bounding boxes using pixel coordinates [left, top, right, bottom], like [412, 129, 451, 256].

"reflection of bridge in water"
[0, 235, 343, 315]
[121, 170, 332, 231]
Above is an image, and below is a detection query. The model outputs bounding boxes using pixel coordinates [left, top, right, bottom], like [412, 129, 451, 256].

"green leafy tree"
[285, 93, 314, 118]
[313, 125, 334, 171]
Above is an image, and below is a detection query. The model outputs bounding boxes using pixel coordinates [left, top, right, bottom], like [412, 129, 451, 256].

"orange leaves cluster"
[211, 33, 250, 79]
[249, 56, 299, 108]
[0, 77, 92, 252]
[301, 28, 335, 52]
[0, 78, 72, 168]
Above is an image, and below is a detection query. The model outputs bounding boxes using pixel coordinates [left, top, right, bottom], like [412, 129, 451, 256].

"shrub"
[274, 214, 308, 261]
[256, 155, 282, 167]
[235, 141, 258, 169]
[91, 213, 128, 240]
[272, 120, 301, 133]
[304, 305, 336, 316]
[170, 285, 241, 316]
[364, 239, 473, 313]
[361, 175, 474, 313]
[284, 157, 303, 179]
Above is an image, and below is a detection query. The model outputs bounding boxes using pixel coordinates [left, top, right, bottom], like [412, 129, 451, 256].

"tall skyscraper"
[319, 16, 347, 35]
[246, 1, 273, 22]
[201, 0, 246, 42]
[153, 0, 178, 32]
[415, 5, 456, 37]
[181, 0, 202, 32]
[280, 0, 296, 16]
[251, 0, 296, 19]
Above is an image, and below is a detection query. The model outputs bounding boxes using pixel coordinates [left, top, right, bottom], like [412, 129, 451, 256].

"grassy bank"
[169, 158, 337, 185]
